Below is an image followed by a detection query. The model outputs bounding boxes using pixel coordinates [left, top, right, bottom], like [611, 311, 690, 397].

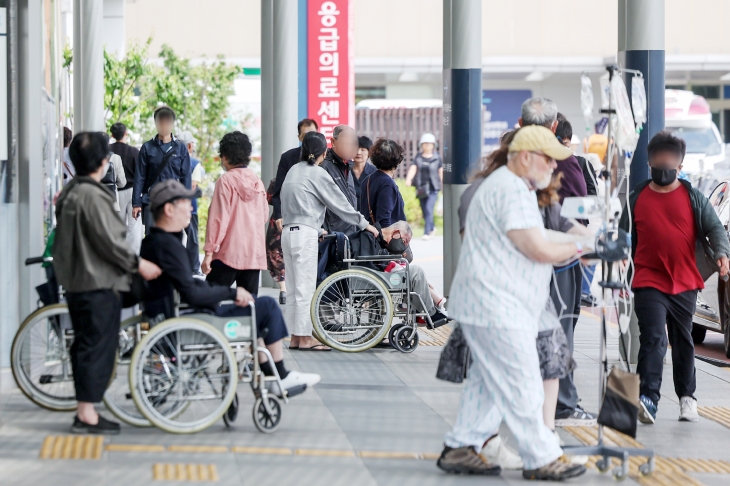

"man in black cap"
[132, 106, 192, 239]
[141, 180, 321, 398]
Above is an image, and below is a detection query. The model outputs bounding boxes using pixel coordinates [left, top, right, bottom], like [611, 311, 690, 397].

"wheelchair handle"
[25, 256, 52, 266]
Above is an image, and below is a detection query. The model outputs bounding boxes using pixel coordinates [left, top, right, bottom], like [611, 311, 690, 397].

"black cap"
[149, 179, 199, 213]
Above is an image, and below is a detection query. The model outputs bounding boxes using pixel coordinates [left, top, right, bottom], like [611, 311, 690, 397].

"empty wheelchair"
[311, 234, 441, 353]
[128, 301, 293, 434]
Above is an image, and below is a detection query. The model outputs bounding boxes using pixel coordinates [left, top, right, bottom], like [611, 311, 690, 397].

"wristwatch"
[575, 241, 583, 254]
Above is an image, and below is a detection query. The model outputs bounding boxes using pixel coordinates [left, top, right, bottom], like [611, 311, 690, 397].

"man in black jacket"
[110, 122, 142, 252]
[141, 180, 320, 396]
[131, 106, 191, 237]
[619, 131, 730, 425]
[321, 125, 360, 236]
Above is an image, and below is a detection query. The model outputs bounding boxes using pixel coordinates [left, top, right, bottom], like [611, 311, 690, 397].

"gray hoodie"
[281, 161, 369, 235]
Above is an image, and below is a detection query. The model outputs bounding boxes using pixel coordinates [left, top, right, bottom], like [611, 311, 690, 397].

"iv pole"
[560, 65, 655, 480]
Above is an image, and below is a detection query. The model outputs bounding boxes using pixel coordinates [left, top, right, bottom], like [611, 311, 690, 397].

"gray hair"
[521, 97, 558, 128]
[385, 221, 413, 239]
[332, 125, 354, 139]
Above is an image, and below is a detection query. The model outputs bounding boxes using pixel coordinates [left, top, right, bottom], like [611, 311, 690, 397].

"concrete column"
[73, 0, 104, 131]
[618, 0, 664, 364]
[443, 0, 482, 296]
[618, 0, 665, 191]
[16, 0, 44, 361]
[261, 0, 274, 187]
[272, 0, 299, 169]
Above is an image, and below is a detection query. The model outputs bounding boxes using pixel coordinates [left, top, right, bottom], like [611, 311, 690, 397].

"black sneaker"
[523, 459, 586, 481]
[430, 309, 450, 328]
[555, 405, 597, 426]
[436, 445, 501, 475]
[71, 415, 121, 435]
[580, 294, 597, 307]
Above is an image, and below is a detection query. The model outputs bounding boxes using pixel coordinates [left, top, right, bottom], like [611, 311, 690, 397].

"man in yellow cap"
[437, 125, 587, 481]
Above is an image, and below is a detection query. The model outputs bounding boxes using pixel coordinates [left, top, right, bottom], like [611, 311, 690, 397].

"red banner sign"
[307, 0, 354, 139]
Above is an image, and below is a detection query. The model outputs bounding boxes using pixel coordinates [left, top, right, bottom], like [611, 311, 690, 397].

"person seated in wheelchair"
[350, 220, 450, 328]
[140, 179, 320, 396]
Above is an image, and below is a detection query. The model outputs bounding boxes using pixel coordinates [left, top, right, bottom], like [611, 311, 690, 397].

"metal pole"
[443, 0, 481, 296]
[618, 0, 664, 364]
[442, 0, 453, 296]
[73, 0, 104, 131]
[261, 0, 274, 289]
[619, 0, 665, 192]
[272, 0, 299, 172]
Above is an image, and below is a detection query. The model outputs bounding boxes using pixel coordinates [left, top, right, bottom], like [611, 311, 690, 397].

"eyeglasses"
[530, 151, 553, 164]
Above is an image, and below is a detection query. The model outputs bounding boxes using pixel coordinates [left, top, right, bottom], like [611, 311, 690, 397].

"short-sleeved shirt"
[449, 166, 551, 332]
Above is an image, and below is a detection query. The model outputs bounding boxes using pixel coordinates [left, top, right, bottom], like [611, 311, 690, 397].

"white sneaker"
[554, 430, 588, 465]
[422, 233, 433, 241]
[679, 396, 699, 422]
[266, 370, 321, 397]
[479, 435, 523, 470]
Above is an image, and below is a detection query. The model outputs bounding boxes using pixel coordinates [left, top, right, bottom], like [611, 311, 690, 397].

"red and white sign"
[307, 0, 354, 139]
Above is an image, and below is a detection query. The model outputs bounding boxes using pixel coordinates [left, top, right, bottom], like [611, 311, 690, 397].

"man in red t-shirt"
[621, 131, 730, 425]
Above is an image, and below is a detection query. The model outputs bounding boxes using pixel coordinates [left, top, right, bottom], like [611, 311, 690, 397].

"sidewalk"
[1, 236, 729, 485]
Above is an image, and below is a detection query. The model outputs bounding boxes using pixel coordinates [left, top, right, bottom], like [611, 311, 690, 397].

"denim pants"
[419, 191, 438, 235]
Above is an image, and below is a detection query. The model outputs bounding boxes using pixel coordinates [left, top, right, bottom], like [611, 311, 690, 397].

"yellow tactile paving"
[564, 426, 710, 486]
[698, 406, 730, 429]
[152, 463, 219, 482]
[40, 435, 104, 460]
[231, 446, 292, 455]
[418, 326, 452, 346]
[168, 445, 229, 454]
[294, 448, 356, 457]
[106, 444, 166, 453]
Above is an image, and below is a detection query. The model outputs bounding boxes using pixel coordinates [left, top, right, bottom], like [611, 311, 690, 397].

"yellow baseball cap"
[508, 125, 573, 161]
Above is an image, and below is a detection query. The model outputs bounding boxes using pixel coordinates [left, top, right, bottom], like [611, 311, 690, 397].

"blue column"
[297, 0, 308, 121]
[618, 0, 665, 191]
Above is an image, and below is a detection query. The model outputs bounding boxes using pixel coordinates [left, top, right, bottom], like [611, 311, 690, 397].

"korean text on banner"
[307, 0, 354, 138]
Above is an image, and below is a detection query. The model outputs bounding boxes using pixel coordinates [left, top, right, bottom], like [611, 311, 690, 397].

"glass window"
[667, 126, 722, 156]
[691, 85, 720, 99]
[355, 87, 386, 104]
[666, 84, 686, 91]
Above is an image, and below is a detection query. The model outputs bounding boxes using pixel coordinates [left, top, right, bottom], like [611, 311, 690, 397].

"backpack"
[100, 158, 117, 196]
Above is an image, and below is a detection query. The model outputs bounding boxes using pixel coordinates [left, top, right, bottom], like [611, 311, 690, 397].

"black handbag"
[597, 367, 640, 438]
[121, 272, 149, 308]
[436, 324, 471, 383]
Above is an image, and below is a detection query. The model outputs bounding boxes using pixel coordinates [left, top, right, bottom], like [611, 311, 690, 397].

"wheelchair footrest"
[284, 384, 307, 399]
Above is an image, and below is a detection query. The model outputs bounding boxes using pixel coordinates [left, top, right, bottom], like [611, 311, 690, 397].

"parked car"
[692, 179, 730, 357]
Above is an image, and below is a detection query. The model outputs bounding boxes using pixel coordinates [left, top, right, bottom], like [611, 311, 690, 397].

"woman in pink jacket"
[202, 132, 269, 294]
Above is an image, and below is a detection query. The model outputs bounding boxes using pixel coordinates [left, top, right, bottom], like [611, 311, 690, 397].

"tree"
[103, 38, 155, 132]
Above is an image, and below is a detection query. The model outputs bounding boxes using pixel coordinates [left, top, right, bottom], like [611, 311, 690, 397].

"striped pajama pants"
[444, 322, 563, 470]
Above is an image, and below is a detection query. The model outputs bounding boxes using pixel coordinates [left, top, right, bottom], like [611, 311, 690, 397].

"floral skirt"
[266, 219, 285, 282]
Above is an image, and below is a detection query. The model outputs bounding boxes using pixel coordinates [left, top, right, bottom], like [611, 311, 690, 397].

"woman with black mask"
[280, 132, 379, 351]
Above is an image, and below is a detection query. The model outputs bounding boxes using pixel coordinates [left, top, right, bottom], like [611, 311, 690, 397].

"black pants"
[550, 264, 582, 416]
[66, 290, 121, 403]
[634, 287, 697, 405]
[187, 213, 201, 273]
[214, 296, 289, 345]
[206, 262, 260, 295]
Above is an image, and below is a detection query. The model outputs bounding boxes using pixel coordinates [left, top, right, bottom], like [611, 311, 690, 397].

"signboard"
[307, 0, 354, 139]
[482, 89, 532, 153]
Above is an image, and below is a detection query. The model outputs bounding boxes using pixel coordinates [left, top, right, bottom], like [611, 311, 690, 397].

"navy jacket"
[321, 148, 358, 235]
[133, 134, 191, 207]
[360, 170, 407, 228]
[353, 162, 377, 215]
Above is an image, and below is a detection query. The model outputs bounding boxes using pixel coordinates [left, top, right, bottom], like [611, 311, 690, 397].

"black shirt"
[140, 227, 236, 319]
[110, 141, 140, 190]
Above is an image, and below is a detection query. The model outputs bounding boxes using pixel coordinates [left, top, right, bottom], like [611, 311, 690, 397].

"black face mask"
[379, 232, 407, 254]
[650, 167, 678, 187]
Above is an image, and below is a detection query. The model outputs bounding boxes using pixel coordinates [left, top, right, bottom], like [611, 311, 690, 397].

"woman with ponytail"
[280, 131, 379, 351]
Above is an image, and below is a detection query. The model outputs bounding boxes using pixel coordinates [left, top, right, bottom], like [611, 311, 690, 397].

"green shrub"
[395, 179, 443, 236]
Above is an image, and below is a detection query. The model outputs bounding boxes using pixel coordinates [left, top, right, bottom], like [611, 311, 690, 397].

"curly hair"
[218, 131, 252, 167]
[369, 138, 404, 171]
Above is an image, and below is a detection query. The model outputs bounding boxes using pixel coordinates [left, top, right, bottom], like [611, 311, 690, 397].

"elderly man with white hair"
[436, 126, 587, 481]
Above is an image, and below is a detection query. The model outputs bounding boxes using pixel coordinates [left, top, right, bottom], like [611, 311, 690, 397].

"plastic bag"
[611, 74, 639, 155]
[581, 74, 594, 127]
[631, 75, 647, 129]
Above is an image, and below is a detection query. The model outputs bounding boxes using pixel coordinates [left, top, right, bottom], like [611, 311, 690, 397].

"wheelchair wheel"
[11, 304, 76, 411]
[392, 326, 419, 353]
[311, 269, 393, 352]
[253, 395, 282, 433]
[103, 315, 151, 427]
[223, 393, 239, 427]
[129, 318, 238, 434]
[387, 324, 404, 347]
